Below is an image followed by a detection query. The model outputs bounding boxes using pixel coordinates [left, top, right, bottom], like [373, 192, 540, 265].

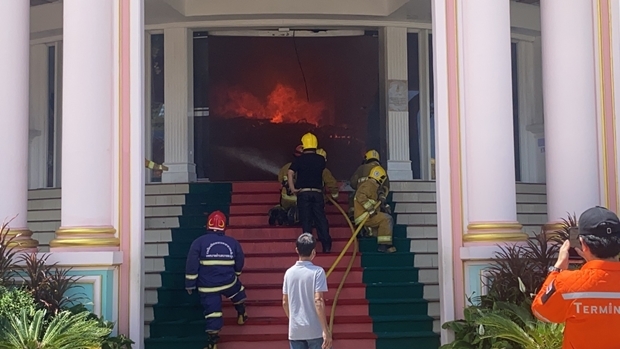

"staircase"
[144, 181, 439, 349]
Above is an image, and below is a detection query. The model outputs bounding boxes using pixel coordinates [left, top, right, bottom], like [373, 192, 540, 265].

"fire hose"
[325, 195, 379, 334]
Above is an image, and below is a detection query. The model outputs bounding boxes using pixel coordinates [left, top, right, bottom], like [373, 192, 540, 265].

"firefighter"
[349, 150, 391, 218]
[185, 211, 248, 349]
[316, 148, 339, 202]
[269, 145, 303, 226]
[354, 166, 397, 253]
[288, 133, 332, 253]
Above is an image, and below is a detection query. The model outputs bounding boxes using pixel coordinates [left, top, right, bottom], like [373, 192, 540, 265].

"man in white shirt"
[282, 233, 333, 349]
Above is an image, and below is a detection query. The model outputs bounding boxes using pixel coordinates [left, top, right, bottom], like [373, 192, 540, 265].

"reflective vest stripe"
[228, 286, 245, 300]
[198, 277, 238, 293]
[377, 235, 392, 243]
[185, 274, 198, 280]
[205, 312, 223, 318]
[200, 260, 235, 266]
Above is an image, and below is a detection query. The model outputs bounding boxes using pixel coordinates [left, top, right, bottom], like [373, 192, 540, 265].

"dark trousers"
[297, 191, 331, 248]
[199, 277, 247, 333]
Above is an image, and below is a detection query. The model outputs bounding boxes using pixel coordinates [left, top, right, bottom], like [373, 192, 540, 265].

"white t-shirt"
[283, 260, 329, 340]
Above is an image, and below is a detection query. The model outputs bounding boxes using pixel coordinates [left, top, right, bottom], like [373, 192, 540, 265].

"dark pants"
[199, 277, 247, 332]
[297, 191, 331, 249]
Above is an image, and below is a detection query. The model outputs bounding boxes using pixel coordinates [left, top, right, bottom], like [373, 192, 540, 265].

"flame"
[213, 83, 325, 126]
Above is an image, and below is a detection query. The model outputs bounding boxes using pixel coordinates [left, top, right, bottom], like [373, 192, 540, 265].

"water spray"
[217, 146, 281, 175]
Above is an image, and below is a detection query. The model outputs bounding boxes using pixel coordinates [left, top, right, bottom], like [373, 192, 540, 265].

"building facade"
[1, 0, 619, 347]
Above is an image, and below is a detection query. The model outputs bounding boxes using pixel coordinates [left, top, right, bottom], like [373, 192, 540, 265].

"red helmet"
[294, 145, 303, 157]
[207, 211, 227, 231]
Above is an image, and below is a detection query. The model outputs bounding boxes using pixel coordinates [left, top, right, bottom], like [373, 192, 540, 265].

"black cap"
[578, 206, 620, 237]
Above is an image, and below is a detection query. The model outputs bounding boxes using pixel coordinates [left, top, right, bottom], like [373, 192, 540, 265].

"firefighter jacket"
[350, 161, 390, 198]
[278, 163, 297, 203]
[185, 230, 245, 290]
[531, 260, 620, 349]
[354, 179, 380, 225]
[322, 168, 339, 198]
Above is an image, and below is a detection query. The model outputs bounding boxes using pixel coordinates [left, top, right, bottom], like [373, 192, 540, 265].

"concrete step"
[145, 183, 190, 195]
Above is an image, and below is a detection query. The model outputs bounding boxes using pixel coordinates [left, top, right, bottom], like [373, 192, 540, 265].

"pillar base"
[387, 160, 413, 180]
[463, 222, 528, 243]
[161, 162, 197, 183]
[4, 228, 39, 252]
[50, 226, 119, 250]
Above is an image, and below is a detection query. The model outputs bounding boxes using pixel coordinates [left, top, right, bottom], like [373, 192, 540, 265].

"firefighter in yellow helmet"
[354, 165, 396, 253]
[349, 150, 391, 217]
[269, 145, 303, 226]
[316, 148, 339, 201]
[288, 133, 333, 253]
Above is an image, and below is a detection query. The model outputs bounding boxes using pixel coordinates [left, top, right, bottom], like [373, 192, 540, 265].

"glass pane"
[194, 34, 209, 179]
[429, 33, 435, 180]
[407, 33, 421, 179]
[46, 45, 55, 188]
[150, 34, 165, 182]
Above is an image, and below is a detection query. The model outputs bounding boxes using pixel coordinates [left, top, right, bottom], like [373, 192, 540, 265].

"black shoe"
[237, 312, 248, 325]
[204, 332, 220, 349]
[322, 243, 332, 254]
[377, 244, 397, 253]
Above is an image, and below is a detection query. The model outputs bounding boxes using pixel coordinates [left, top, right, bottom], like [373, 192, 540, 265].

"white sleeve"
[315, 268, 328, 293]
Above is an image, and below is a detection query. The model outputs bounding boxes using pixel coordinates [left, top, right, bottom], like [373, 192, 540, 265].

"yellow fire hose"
[325, 195, 379, 334]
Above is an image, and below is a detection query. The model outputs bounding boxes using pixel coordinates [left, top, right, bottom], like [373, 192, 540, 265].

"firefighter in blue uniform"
[185, 210, 248, 349]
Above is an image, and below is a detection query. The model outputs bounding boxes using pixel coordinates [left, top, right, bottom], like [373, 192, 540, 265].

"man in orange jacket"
[532, 206, 620, 349]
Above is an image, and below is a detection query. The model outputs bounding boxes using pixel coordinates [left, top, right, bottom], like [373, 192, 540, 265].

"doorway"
[193, 31, 381, 181]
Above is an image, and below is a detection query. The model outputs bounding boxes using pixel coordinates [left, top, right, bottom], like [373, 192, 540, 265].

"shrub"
[0, 287, 36, 322]
[0, 221, 18, 286]
[0, 308, 111, 349]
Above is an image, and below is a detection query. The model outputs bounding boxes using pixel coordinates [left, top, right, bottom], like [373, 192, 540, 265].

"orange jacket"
[532, 260, 620, 349]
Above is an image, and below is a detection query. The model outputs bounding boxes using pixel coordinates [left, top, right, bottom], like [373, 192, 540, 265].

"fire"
[213, 83, 325, 126]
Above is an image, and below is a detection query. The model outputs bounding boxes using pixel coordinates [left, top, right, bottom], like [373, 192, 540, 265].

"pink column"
[0, 1, 38, 250]
[461, 0, 526, 242]
[541, 0, 600, 229]
[50, 0, 119, 250]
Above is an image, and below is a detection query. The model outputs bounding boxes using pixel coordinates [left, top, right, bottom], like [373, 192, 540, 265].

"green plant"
[0, 287, 36, 322]
[476, 302, 564, 349]
[66, 304, 134, 349]
[481, 231, 559, 308]
[18, 253, 84, 316]
[0, 308, 111, 349]
[0, 221, 18, 286]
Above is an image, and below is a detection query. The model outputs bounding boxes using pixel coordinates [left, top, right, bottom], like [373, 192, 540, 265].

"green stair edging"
[145, 182, 232, 349]
[356, 193, 439, 349]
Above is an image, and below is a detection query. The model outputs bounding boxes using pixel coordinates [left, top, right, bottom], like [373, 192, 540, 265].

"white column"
[0, 1, 37, 249]
[51, 0, 118, 249]
[381, 27, 413, 180]
[162, 28, 196, 183]
[541, 0, 600, 226]
[461, 0, 525, 241]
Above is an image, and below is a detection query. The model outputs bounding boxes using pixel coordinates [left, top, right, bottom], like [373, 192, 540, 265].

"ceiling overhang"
[164, 0, 410, 17]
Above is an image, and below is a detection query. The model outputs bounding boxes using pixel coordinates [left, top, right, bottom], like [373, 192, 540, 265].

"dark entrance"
[194, 32, 381, 181]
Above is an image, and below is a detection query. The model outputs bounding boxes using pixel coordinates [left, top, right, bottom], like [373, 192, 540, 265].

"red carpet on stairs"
[219, 181, 376, 349]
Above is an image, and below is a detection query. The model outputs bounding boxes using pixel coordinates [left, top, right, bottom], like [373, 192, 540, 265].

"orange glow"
[213, 83, 325, 126]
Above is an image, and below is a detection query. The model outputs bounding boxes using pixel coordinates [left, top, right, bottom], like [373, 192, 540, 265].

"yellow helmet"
[365, 150, 380, 162]
[316, 148, 327, 159]
[369, 166, 387, 184]
[301, 133, 318, 150]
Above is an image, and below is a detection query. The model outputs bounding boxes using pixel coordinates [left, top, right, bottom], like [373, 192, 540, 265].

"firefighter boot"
[377, 244, 397, 253]
[235, 302, 248, 325]
[268, 207, 279, 226]
[204, 332, 220, 349]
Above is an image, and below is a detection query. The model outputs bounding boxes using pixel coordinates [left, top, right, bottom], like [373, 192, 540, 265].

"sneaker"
[377, 245, 397, 253]
[237, 312, 248, 325]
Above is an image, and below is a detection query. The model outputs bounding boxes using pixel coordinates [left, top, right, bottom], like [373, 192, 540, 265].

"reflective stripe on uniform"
[200, 260, 235, 266]
[377, 236, 392, 243]
[358, 177, 368, 184]
[562, 292, 620, 300]
[235, 271, 242, 276]
[198, 277, 238, 293]
[185, 274, 198, 280]
[228, 286, 245, 299]
[354, 212, 369, 225]
[205, 312, 223, 319]
[362, 200, 376, 210]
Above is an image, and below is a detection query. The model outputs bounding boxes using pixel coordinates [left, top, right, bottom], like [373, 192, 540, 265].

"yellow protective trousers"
[364, 212, 393, 245]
